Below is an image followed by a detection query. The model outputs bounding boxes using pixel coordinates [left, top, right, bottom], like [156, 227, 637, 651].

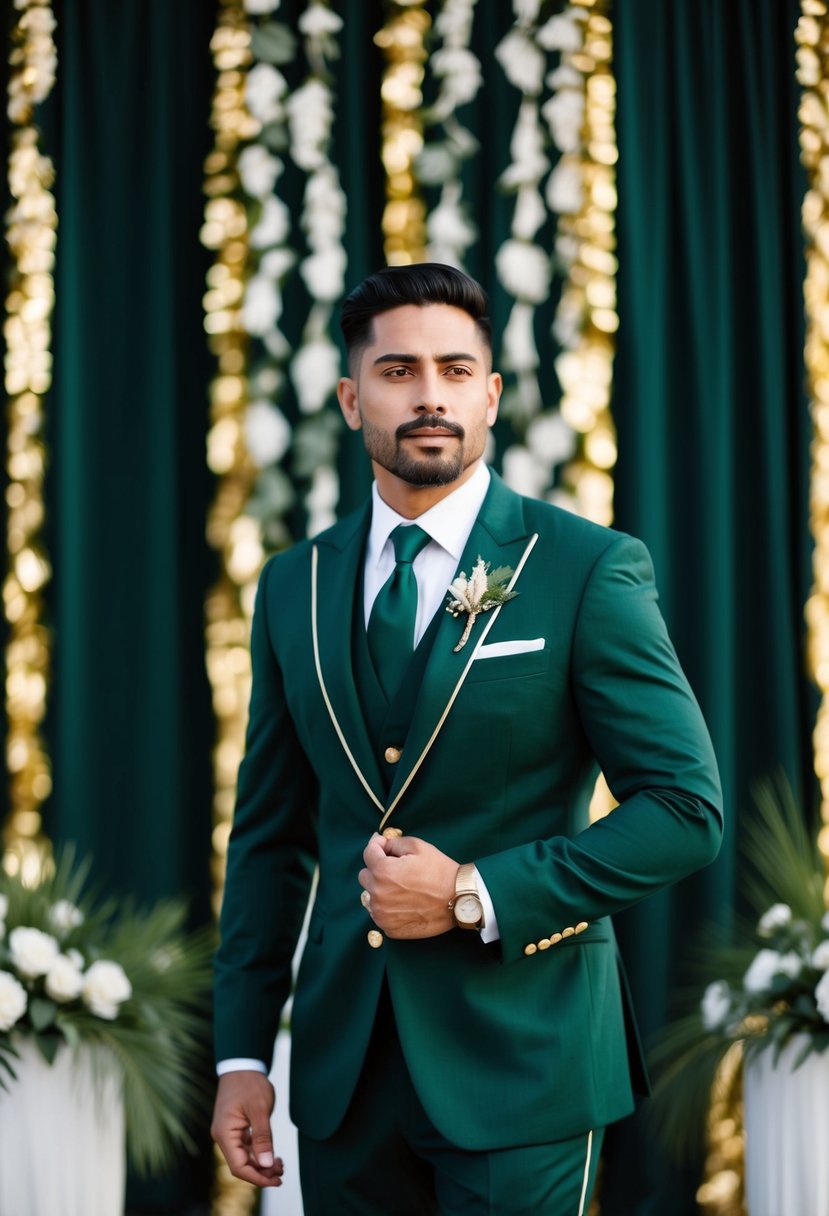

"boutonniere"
[445, 557, 518, 652]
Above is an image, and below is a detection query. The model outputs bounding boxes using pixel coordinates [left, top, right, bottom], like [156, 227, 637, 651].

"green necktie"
[367, 524, 431, 700]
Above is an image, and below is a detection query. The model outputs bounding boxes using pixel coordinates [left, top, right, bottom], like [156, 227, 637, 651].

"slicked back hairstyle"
[339, 262, 492, 371]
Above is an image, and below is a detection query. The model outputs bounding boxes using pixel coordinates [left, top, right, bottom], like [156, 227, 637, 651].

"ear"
[337, 377, 362, 432]
[486, 372, 502, 427]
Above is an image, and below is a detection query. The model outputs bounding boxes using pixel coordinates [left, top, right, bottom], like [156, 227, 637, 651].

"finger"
[362, 836, 388, 869]
[250, 1117, 276, 1169]
[358, 866, 374, 891]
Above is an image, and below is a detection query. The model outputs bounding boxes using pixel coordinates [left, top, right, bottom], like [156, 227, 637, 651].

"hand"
[358, 833, 457, 939]
[211, 1071, 284, 1188]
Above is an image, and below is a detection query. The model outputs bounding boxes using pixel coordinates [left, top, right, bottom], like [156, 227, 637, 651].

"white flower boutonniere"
[446, 557, 518, 652]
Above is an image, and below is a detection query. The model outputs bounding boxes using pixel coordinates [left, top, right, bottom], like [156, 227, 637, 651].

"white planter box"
[744, 1034, 829, 1216]
[0, 1038, 125, 1216]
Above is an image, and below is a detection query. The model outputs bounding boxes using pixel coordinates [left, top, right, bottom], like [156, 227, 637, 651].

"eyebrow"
[372, 351, 479, 366]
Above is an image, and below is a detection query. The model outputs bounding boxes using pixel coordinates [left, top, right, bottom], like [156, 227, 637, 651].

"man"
[211, 263, 722, 1214]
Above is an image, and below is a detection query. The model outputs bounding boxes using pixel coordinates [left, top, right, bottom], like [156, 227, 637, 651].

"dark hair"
[339, 263, 492, 368]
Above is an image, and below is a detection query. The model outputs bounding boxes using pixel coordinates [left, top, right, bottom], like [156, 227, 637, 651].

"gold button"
[550, 933, 562, 945]
[561, 926, 575, 938]
[575, 921, 588, 934]
[367, 930, 384, 949]
[524, 943, 537, 956]
[538, 938, 551, 950]
[384, 746, 402, 764]
[382, 826, 403, 839]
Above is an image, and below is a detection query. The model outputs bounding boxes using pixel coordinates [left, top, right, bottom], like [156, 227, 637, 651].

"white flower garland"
[417, 0, 482, 268]
[240, 0, 346, 544]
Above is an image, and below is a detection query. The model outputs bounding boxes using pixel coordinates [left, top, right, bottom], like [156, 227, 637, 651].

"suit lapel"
[382, 474, 537, 825]
[312, 505, 386, 813]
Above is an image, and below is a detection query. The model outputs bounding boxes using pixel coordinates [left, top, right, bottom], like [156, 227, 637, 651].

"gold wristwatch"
[453, 862, 485, 931]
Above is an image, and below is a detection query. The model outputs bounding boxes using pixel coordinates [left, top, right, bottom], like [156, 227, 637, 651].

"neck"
[372, 459, 482, 519]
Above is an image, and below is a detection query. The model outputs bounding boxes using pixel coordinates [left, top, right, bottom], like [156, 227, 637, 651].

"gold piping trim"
[577, 1128, 594, 1216]
[311, 545, 385, 814]
[378, 532, 540, 832]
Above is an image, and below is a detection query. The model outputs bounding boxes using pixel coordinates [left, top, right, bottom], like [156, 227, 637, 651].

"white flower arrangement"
[654, 779, 829, 1161]
[0, 851, 213, 1175]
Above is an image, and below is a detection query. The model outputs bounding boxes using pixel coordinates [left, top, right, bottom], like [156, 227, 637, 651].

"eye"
[382, 366, 412, 378]
[444, 365, 472, 376]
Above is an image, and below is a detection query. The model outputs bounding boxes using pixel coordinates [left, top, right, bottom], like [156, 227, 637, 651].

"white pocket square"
[474, 638, 545, 660]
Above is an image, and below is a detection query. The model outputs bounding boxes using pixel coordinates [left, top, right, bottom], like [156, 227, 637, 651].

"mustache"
[396, 417, 465, 441]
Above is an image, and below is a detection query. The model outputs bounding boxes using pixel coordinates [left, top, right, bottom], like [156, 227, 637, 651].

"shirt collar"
[367, 463, 491, 569]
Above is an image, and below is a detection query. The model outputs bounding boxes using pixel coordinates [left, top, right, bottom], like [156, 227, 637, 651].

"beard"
[360, 415, 471, 487]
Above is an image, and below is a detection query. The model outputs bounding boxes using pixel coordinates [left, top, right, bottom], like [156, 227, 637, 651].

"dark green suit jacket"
[214, 472, 722, 1149]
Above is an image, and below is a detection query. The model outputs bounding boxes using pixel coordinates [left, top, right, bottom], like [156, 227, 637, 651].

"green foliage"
[0, 850, 214, 1176]
[650, 775, 829, 1163]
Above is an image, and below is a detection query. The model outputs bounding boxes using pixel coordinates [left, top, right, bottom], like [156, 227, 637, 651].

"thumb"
[381, 833, 418, 857]
[249, 1108, 275, 1168]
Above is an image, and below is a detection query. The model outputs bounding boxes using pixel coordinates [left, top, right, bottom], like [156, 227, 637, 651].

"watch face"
[455, 894, 482, 925]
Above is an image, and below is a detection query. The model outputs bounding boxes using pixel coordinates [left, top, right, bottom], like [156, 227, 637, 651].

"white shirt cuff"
[216, 1057, 269, 1076]
[475, 869, 500, 943]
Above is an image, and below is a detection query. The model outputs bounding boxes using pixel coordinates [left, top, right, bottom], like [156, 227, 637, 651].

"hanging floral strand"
[546, 0, 618, 526]
[417, 0, 482, 268]
[375, 0, 430, 264]
[3, 0, 58, 879]
[288, 1, 348, 538]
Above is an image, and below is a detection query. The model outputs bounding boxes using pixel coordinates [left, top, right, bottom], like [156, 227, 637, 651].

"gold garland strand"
[201, 3, 259, 1213]
[800, 1, 829, 880]
[375, 0, 430, 264]
[3, 0, 58, 879]
[556, 0, 618, 528]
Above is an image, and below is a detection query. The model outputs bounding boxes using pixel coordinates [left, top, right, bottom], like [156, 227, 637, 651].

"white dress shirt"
[218, 464, 499, 1077]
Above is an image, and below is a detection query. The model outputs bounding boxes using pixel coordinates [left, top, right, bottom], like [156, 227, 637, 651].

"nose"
[415, 370, 446, 414]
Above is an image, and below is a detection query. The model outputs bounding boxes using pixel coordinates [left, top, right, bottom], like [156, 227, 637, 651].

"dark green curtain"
[43, 1, 218, 1208]
[1, 0, 815, 1211]
[604, 1, 814, 1211]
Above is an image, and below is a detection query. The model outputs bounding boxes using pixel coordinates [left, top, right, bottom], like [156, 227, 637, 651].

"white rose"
[49, 899, 84, 935]
[82, 960, 132, 1020]
[541, 90, 585, 155]
[243, 275, 282, 337]
[287, 80, 333, 171]
[537, 12, 584, 53]
[243, 0, 280, 12]
[0, 971, 27, 1032]
[501, 445, 550, 498]
[547, 65, 583, 91]
[8, 926, 60, 979]
[744, 948, 798, 994]
[299, 247, 347, 302]
[250, 195, 291, 250]
[44, 955, 84, 1003]
[513, 186, 547, 242]
[816, 970, 829, 1023]
[427, 192, 477, 259]
[495, 29, 546, 96]
[501, 101, 549, 190]
[291, 340, 341, 414]
[501, 301, 539, 372]
[546, 160, 583, 215]
[245, 63, 288, 126]
[700, 980, 732, 1031]
[237, 146, 282, 200]
[66, 948, 84, 970]
[495, 239, 551, 305]
[298, 3, 343, 36]
[245, 400, 291, 467]
[526, 412, 576, 467]
[812, 940, 829, 971]
[757, 903, 793, 937]
[431, 47, 482, 108]
[259, 248, 295, 282]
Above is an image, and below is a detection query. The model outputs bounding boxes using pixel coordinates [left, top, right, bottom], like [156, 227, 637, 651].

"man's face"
[337, 304, 502, 493]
